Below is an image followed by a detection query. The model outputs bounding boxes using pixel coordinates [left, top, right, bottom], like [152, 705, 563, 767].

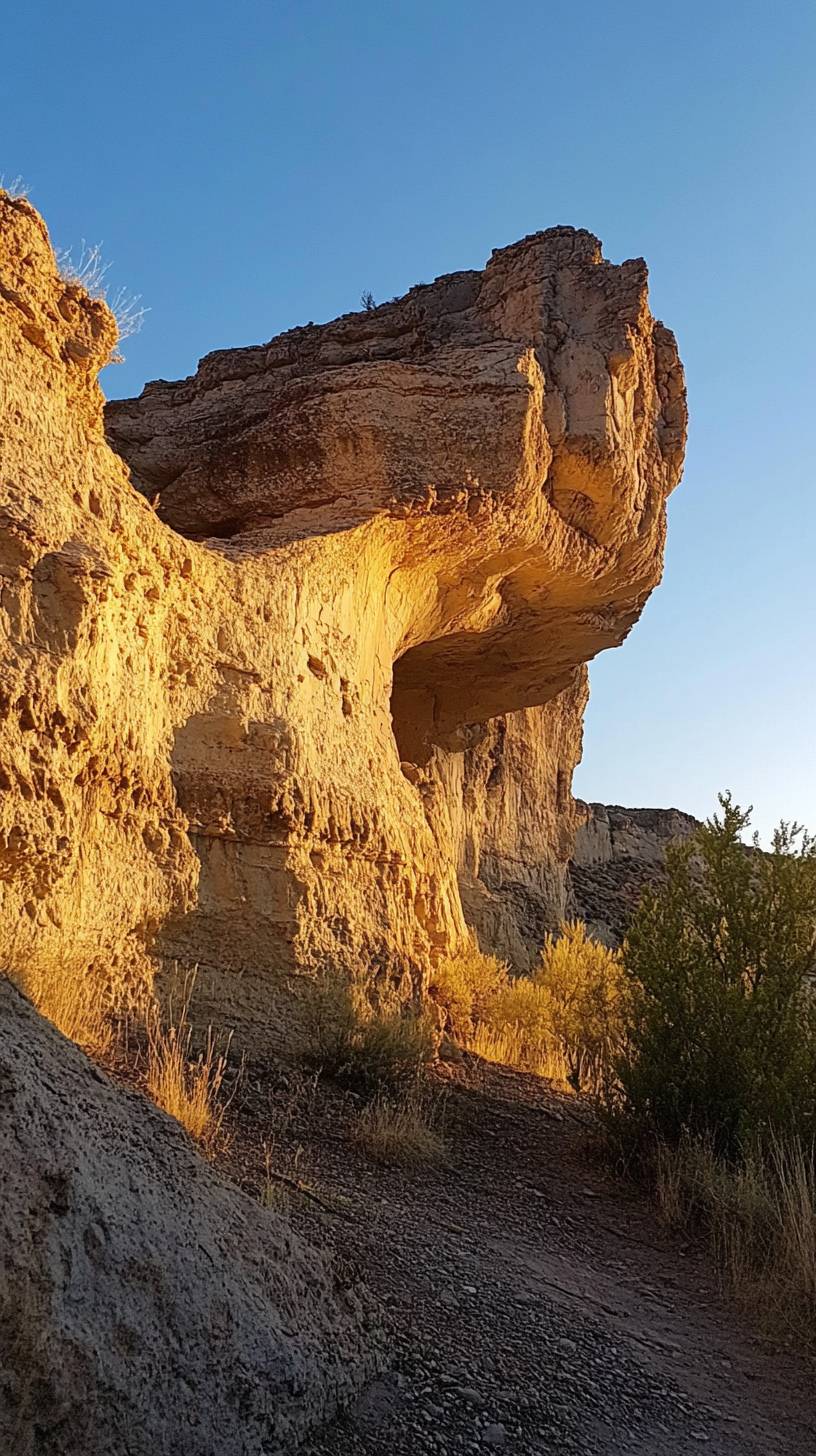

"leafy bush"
[429, 946, 509, 1040]
[303, 972, 435, 1095]
[535, 921, 626, 1093]
[610, 795, 816, 1159]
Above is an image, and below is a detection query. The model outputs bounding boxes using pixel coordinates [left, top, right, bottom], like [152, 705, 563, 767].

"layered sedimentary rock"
[0, 191, 685, 1030]
[569, 802, 700, 943]
[0, 978, 378, 1454]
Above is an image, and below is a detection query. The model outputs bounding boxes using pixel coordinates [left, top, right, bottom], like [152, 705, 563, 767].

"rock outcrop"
[0, 977, 378, 1454]
[0, 191, 686, 1030]
[569, 802, 700, 943]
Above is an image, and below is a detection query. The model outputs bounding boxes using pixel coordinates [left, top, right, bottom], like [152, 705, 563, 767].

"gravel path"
[220, 1056, 814, 1456]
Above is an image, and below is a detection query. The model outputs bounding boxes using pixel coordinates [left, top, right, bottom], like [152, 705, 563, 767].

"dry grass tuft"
[0, 175, 29, 200]
[16, 963, 112, 1060]
[55, 240, 148, 357]
[355, 1091, 448, 1167]
[144, 978, 233, 1150]
[656, 1133, 816, 1349]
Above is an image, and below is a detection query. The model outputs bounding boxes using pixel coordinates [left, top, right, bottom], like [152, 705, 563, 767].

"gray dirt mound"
[0, 978, 381, 1456]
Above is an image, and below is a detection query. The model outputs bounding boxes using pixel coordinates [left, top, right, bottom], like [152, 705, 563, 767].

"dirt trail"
[222, 1058, 814, 1456]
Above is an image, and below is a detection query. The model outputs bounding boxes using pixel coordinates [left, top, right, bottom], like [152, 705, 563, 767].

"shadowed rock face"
[0, 193, 685, 1029]
[569, 802, 701, 944]
[0, 978, 379, 1454]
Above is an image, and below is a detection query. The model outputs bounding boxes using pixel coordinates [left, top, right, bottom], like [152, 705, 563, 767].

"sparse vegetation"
[56, 240, 147, 357]
[14, 962, 112, 1060]
[360, 288, 376, 310]
[655, 1132, 816, 1349]
[355, 1089, 448, 1167]
[144, 979, 233, 1150]
[303, 970, 435, 1095]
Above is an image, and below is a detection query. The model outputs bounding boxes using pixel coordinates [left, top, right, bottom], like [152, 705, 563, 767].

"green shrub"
[303, 972, 434, 1095]
[610, 794, 816, 1159]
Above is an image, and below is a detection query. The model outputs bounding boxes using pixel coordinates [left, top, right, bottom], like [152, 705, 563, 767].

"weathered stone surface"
[0, 192, 685, 1031]
[0, 977, 379, 1454]
[569, 802, 700, 943]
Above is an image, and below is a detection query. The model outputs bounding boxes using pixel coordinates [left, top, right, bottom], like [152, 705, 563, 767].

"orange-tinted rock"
[0, 192, 686, 1031]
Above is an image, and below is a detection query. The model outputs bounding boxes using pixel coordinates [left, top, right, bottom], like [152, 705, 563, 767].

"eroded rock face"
[0, 978, 379, 1454]
[569, 802, 700, 943]
[0, 193, 685, 1029]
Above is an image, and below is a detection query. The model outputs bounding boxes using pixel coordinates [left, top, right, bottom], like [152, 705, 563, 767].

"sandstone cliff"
[569, 801, 700, 943]
[0, 191, 686, 1030]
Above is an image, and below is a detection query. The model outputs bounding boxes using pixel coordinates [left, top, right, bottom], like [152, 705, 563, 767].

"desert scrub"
[534, 921, 626, 1093]
[355, 1089, 448, 1167]
[655, 1132, 816, 1350]
[144, 978, 233, 1150]
[303, 971, 435, 1095]
[607, 794, 816, 1160]
[429, 945, 509, 1041]
[431, 928, 624, 1092]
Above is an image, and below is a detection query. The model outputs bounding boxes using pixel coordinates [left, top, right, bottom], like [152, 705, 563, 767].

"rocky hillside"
[0, 977, 379, 1454]
[0, 191, 686, 1033]
[569, 801, 700, 943]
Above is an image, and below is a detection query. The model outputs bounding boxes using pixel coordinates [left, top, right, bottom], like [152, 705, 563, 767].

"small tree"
[613, 795, 816, 1159]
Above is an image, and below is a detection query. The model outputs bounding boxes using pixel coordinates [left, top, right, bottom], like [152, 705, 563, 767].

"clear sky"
[3, 1, 814, 842]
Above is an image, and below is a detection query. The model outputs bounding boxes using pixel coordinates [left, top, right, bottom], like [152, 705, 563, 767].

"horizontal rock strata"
[0, 190, 686, 1028]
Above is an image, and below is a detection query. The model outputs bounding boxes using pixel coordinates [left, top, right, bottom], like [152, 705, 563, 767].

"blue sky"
[3, 1, 814, 841]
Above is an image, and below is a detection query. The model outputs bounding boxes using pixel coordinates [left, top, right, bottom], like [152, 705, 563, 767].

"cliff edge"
[0, 191, 686, 1029]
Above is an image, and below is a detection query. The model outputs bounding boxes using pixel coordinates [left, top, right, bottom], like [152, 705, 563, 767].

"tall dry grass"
[656, 1133, 816, 1348]
[144, 976, 233, 1150]
[15, 963, 112, 1060]
[464, 1020, 572, 1083]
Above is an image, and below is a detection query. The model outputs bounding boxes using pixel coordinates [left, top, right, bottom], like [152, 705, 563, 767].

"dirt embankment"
[220, 1055, 814, 1456]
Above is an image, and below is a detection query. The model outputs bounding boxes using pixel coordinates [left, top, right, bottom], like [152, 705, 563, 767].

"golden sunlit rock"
[1, 192, 686, 1034]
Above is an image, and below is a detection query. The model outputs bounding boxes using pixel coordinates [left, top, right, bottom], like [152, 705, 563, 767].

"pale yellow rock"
[0, 193, 686, 1037]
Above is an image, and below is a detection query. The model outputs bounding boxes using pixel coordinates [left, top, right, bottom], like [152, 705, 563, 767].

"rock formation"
[569, 802, 700, 943]
[0, 976, 378, 1454]
[0, 191, 686, 1032]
